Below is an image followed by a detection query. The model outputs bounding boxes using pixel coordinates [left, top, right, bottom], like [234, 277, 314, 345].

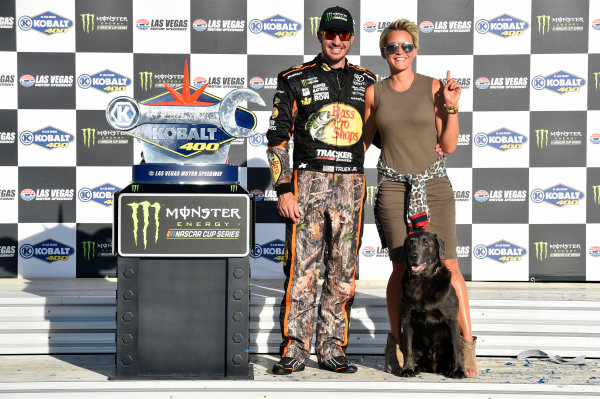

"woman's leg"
[443, 258, 477, 376]
[386, 259, 406, 340]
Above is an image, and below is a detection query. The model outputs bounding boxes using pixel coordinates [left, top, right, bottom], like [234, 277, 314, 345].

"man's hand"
[277, 192, 300, 223]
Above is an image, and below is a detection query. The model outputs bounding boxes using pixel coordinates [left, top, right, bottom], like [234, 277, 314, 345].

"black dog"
[398, 231, 465, 378]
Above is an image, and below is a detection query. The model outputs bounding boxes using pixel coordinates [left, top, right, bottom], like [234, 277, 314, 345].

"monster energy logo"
[127, 201, 160, 249]
[139, 71, 153, 91]
[593, 185, 600, 205]
[594, 72, 600, 90]
[81, 13, 95, 34]
[535, 129, 549, 149]
[534, 241, 548, 261]
[366, 186, 378, 207]
[537, 15, 550, 35]
[81, 128, 95, 148]
[309, 17, 321, 36]
[131, 185, 139, 192]
[230, 185, 238, 192]
[81, 241, 95, 260]
[326, 12, 333, 21]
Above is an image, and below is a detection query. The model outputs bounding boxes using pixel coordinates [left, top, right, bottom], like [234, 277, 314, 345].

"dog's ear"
[433, 233, 446, 260]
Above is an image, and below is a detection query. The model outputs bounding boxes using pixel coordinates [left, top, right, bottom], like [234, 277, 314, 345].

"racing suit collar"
[315, 53, 349, 72]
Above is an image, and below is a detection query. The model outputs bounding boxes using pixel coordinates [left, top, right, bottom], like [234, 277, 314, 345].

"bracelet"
[444, 103, 459, 114]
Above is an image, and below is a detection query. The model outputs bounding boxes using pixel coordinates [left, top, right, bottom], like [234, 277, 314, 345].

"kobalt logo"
[530, 184, 584, 207]
[473, 240, 526, 263]
[19, 126, 74, 149]
[532, 70, 585, 94]
[18, 11, 73, 35]
[475, 14, 529, 37]
[474, 128, 527, 151]
[77, 70, 131, 93]
[249, 15, 301, 38]
[250, 239, 285, 262]
[127, 201, 161, 249]
[78, 183, 121, 206]
[19, 239, 74, 263]
[248, 132, 267, 147]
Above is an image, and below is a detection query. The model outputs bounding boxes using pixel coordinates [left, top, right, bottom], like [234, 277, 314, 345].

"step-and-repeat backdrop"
[0, 0, 598, 281]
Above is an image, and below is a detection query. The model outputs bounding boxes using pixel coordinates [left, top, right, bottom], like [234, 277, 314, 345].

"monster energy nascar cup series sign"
[117, 193, 250, 257]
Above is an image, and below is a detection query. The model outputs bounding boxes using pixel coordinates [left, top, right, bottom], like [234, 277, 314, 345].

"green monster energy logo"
[82, 241, 95, 261]
[534, 241, 548, 261]
[309, 17, 321, 36]
[366, 186, 378, 207]
[326, 12, 333, 21]
[139, 71, 153, 91]
[131, 185, 139, 192]
[535, 129, 549, 149]
[230, 185, 238, 192]
[81, 13, 95, 34]
[537, 15, 550, 35]
[81, 128, 96, 148]
[127, 201, 160, 249]
[593, 185, 600, 205]
[594, 72, 600, 90]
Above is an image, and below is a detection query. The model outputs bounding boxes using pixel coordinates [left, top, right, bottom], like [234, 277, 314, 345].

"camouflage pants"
[279, 171, 365, 363]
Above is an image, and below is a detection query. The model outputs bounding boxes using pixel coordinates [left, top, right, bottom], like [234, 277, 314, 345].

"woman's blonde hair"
[379, 18, 419, 49]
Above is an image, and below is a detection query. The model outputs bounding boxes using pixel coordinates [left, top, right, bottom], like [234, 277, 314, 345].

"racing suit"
[267, 54, 376, 363]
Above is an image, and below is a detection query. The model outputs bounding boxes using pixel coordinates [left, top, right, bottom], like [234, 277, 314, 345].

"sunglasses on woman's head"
[384, 42, 415, 54]
[322, 30, 352, 41]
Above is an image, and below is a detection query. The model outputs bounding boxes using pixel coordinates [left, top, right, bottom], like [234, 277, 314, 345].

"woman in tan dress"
[363, 19, 477, 377]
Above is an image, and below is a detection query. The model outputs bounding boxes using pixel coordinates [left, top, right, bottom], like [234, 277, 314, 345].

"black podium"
[112, 178, 252, 379]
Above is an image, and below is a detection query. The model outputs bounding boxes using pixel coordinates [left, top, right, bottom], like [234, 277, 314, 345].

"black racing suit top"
[266, 54, 376, 196]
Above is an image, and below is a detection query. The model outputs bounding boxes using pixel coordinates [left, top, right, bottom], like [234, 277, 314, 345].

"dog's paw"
[399, 368, 417, 377]
[445, 369, 466, 379]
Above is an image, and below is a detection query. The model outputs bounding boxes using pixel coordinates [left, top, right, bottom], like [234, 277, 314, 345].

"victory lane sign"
[117, 193, 250, 257]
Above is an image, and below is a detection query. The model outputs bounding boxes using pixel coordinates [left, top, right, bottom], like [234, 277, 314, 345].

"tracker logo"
[78, 183, 121, 206]
[19, 126, 74, 150]
[250, 239, 285, 262]
[18, 11, 73, 35]
[474, 128, 526, 151]
[19, 239, 74, 263]
[473, 240, 526, 263]
[78, 70, 131, 93]
[0, 16, 14, 29]
[475, 14, 529, 37]
[0, 131, 16, 144]
[362, 246, 376, 257]
[0, 75, 15, 87]
[127, 201, 161, 249]
[248, 15, 301, 38]
[533, 128, 582, 149]
[530, 184, 584, 207]
[0, 245, 15, 258]
[531, 71, 585, 94]
[534, 241, 548, 261]
[139, 71, 153, 91]
[0, 189, 15, 201]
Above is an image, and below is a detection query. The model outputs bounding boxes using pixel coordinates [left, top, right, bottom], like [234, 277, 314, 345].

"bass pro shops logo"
[473, 240, 526, 263]
[19, 239, 74, 263]
[127, 201, 161, 249]
[18, 11, 73, 35]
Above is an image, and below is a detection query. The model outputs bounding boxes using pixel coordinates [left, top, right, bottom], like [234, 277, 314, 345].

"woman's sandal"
[461, 336, 478, 377]
[384, 333, 404, 375]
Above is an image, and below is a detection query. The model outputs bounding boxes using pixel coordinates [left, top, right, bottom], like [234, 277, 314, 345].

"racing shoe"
[319, 356, 358, 373]
[272, 357, 305, 375]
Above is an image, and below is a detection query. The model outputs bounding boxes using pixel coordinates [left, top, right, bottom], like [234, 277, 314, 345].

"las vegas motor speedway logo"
[106, 60, 264, 163]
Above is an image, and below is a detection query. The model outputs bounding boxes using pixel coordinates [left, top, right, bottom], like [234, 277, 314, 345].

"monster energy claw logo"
[535, 129, 549, 149]
[131, 185, 139, 192]
[366, 186, 378, 207]
[326, 12, 333, 21]
[127, 201, 160, 249]
[82, 128, 95, 148]
[230, 185, 238, 192]
[593, 185, 600, 205]
[309, 17, 321, 36]
[81, 13, 95, 34]
[537, 15, 550, 35]
[139, 71, 153, 91]
[82, 241, 95, 260]
[534, 241, 548, 261]
[594, 72, 600, 90]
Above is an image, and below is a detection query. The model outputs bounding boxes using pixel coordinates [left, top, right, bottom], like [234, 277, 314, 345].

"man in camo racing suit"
[267, 6, 376, 375]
